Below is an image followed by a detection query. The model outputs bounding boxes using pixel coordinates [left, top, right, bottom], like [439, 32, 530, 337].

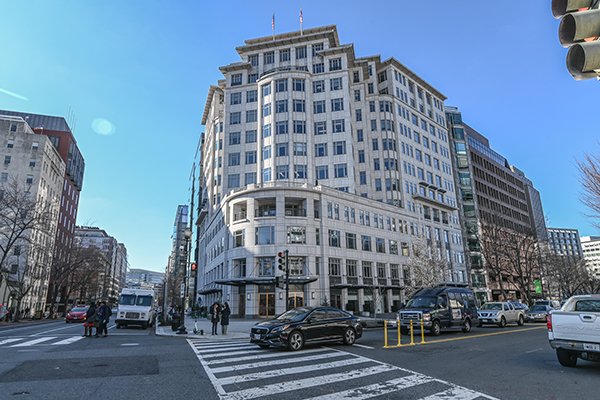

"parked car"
[548, 294, 600, 367]
[510, 301, 529, 313]
[397, 284, 479, 336]
[526, 305, 552, 322]
[65, 306, 88, 323]
[478, 301, 525, 327]
[250, 306, 363, 351]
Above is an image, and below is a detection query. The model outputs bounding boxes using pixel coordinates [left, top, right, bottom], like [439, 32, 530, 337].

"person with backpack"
[210, 302, 220, 335]
[96, 301, 111, 337]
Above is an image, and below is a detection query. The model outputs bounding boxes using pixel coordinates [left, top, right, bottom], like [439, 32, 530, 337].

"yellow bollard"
[384, 320, 389, 348]
[397, 317, 401, 347]
[410, 320, 415, 345]
[420, 318, 426, 344]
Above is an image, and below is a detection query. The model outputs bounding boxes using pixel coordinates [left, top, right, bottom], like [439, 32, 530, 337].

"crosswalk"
[0, 335, 86, 347]
[188, 338, 500, 400]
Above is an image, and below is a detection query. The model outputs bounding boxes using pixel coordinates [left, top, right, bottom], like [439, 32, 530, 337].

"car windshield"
[120, 294, 153, 306]
[481, 303, 502, 310]
[71, 307, 87, 312]
[530, 306, 547, 312]
[276, 308, 311, 321]
[406, 296, 437, 309]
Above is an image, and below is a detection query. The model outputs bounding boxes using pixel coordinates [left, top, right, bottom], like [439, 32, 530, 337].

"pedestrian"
[96, 301, 110, 337]
[210, 302, 220, 335]
[221, 302, 230, 335]
[83, 302, 96, 337]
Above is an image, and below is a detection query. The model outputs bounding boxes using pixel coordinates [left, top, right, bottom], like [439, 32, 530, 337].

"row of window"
[247, 43, 325, 67]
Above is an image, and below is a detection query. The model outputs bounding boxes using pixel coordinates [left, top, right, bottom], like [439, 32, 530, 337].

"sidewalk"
[0, 318, 60, 328]
[155, 316, 260, 340]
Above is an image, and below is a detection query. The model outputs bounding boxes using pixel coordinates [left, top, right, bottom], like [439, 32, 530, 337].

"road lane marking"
[196, 345, 258, 354]
[353, 343, 374, 349]
[121, 343, 140, 346]
[218, 356, 372, 385]
[525, 348, 544, 354]
[11, 337, 57, 347]
[203, 348, 328, 366]
[419, 386, 485, 400]
[202, 347, 265, 359]
[52, 336, 85, 345]
[303, 374, 432, 400]
[0, 338, 23, 345]
[210, 352, 346, 374]
[417, 326, 547, 346]
[225, 365, 392, 400]
[32, 324, 84, 336]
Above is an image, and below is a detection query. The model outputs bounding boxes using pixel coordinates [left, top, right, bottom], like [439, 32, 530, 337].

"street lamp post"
[177, 228, 193, 335]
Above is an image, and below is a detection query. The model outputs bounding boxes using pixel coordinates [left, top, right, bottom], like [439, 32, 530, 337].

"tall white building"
[196, 25, 466, 318]
[581, 236, 600, 279]
[0, 115, 65, 315]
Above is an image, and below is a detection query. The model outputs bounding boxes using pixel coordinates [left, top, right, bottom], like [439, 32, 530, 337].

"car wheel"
[556, 348, 578, 367]
[498, 316, 506, 328]
[258, 344, 270, 349]
[517, 315, 524, 326]
[343, 328, 356, 345]
[287, 331, 304, 351]
[462, 319, 472, 333]
[430, 320, 441, 336]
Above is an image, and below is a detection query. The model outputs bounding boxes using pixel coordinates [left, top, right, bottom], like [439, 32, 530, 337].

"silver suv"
[478, 301, 525, 328]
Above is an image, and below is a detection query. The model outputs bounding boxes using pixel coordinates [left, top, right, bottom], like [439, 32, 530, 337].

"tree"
[0, 180, 55, 321]
[478, 223, 511, 301]
[503, 230, 542, 305]
[578, 152, 600, 228]
[543, 250, 596, 299]
[404, 236, 448, 298]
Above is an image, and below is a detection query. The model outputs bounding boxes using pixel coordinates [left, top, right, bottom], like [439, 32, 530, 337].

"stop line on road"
[188, 338, 500, 400]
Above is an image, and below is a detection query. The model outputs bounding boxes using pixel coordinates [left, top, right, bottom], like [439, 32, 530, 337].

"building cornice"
[382, 57, 447, 101]
[235, 25, 339, 54]
[201, 85, 223, 126]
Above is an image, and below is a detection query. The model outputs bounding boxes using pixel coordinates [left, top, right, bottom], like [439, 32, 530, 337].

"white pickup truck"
[548, 294, 600, 367]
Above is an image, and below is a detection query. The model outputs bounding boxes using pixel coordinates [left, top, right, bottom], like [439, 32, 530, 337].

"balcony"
[285, 208, 306, 217]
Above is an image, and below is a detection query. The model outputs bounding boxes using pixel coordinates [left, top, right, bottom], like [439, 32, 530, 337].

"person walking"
[83, 302, 96, 337]
[96, 301, 110, 337]
[221, 302, 231, 335]
[210, 302, 220, 335]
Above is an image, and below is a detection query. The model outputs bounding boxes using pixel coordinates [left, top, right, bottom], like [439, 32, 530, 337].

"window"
[362, 235, 371, 251]
[314, 121, 327, 135]
[357, 129, 363, 142]
[359, 171, 367, 185]
[230, 92, 242, 105]
[245, 151, 256, 164]
[295, 46, 307, 59]
[262, 103, 271, 117]
[228, 153, 240, 166]
[312, 63, 324, 73]
[355, 109, 362, 121]
[315, 143, 328, 157]
[313, 100, 326, 114]
[264, 51, 275, 64]
[262, 124, 271, 138]
[313, 80, 325, 93]
[247, 90, 257, 103]
[229, 112, 241, 125]
[288, 227, 306, 244]
[245, 110, 257, 123]
[329, 58, 342, 71]
[245, 172, 256, 185]
[362, 261, 372, 278]
[275, 79, 288, 92]
[334, 163, 347, 178]
[279, 49, 290, 62]
[372, 138, 379, 150]
[262, 145, 271, 160]
[248, 54, 258, 67]
[376, 238, 386, 253]
[262, 84, 271, 97]
[4, 156, 11, 165]
[346, 233, 357, 249]
[373, 159, 380, 170]
[276, 143, 288, 156]
[255, 226, 275, 245]
[276, 100, 288, 113]
[329, 258, 341, 275]
[276, 165, 288, 179]
[331, 98, 344, 111]
[10, 124, 17, 132]
[368, 83, 374, 94]
[329, 230, 341, 247]
[0, 172, 7, 182]
[293, 99, 305, 112]
[26, 175, 33, 185]
[231, 73, 242, 86]
[332, 119, 345, 133]
[248, 73, 258, 83]
[7, 140, 14, 148]
[312, 42, 323, 56]
[245, 130, 257, 143]
[293, 120, 306, 134]
[347, 260, 357, 276]
[293, 78, 305, 91]
[275, 121, 289, 135]
[293, 142, 307, 156]
[315, 165, 328, 180]
[389, 240, 398, 255]
[257, 257, 275, 276]
[333, 141, 346, 155]
[330, 77, 343, 90]
[227, 174, 240, 189]
[294, 164, 307, 179]
[229, 132, 241, 145]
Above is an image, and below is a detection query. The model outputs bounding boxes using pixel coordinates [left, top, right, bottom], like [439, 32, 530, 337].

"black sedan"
[250, 306, 363, 351]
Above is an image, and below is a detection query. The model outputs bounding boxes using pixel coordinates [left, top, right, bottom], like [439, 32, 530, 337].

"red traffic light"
[277, 251, 285, 258]
[191, 263, 197, 271]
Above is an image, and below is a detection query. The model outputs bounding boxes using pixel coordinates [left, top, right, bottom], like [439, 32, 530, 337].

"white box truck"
[115, 288, 155, 329]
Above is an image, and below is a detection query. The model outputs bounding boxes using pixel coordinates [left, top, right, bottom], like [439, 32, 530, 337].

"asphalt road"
[2, 320, 598, 400]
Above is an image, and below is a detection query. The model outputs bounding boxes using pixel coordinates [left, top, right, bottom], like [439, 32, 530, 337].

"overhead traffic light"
[190, 263, 197, 277]
[277, 251, 288, 271]
[552, 0, 600, 80]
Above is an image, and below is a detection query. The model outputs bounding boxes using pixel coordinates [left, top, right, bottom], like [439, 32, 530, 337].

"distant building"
[547, 228, 583, 258]
[74, 226, 128, 303]
[0, 115, 65, 315]
[127, 268, 165, 287]
[165, 205, 189, 308]
[581, 236, 600, 278]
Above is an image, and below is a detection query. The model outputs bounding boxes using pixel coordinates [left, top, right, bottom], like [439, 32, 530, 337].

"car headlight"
[271, 324, 290, 333]
[422, 313, 431, 321]
[141, 313, 146, 318]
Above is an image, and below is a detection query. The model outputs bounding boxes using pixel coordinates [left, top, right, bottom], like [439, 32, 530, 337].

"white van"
[115, 288, 155, 329]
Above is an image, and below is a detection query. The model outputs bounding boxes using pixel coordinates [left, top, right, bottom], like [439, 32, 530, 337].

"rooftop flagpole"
[300, 8, 303, 35]
[272, 13, 275, 40]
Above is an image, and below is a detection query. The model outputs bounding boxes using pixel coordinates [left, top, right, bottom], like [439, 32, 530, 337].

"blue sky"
[1, 1, 598, 272]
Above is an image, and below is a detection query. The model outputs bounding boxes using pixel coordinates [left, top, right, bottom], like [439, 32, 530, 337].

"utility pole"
[285, 250, 290, 311]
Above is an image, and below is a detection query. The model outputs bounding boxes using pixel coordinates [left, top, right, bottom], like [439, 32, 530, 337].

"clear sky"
[1, 1, 598, 272]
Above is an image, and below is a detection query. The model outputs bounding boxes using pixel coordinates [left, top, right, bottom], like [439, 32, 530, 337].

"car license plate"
[251, 333, 262, 340]
[583, 343, 600, 351]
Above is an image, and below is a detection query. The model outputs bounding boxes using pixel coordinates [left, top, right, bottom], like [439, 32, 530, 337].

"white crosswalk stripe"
[188, 338, 500, 400]
[0, 336, 88, 347]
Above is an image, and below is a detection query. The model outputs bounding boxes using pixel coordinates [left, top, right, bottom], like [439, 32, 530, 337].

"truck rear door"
[553, 299, 600, 345]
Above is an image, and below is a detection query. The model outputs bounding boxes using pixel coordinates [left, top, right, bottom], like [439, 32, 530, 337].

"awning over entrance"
[197, 287, 223, 295]
[330, 283, 404, 290]
[215, 276, 318, 286]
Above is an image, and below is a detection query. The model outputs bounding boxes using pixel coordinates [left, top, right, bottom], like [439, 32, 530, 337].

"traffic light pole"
[285, 250, 290, 311]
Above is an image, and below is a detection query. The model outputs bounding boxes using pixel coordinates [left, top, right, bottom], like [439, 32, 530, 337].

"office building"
[581, 236, 600, 279]
[547, 227, 583, 258]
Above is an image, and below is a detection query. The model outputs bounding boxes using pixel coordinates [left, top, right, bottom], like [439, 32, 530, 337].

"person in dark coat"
[221, 302, 231, 334]
[210, 302, 220, 335]
[83, 303, 96, 337]
[96, 301, 111, 337]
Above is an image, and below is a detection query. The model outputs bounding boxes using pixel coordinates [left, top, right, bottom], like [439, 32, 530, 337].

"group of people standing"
[209, 302, 230, 335]
[83, 300, 112, 337]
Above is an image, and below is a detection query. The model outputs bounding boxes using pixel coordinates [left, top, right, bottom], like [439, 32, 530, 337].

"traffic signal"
[552, 0, 600, 80]
[277, 251, 287, 271]
[190, 263, 197, 277]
